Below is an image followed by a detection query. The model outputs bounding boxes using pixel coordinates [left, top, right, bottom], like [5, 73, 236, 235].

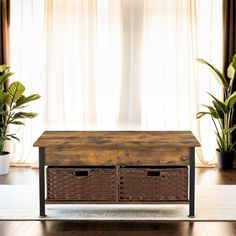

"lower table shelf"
[45, 200, 190, 204]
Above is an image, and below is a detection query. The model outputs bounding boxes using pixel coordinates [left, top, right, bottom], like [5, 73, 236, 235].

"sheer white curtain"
[140, 0, 223, 165]
[44, 0, 122, 130]
[9, 0, 45, 166]
[9, 0, 222, 166]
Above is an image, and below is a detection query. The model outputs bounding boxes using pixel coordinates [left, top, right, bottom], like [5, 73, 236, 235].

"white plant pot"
[0, 152, 10, 175]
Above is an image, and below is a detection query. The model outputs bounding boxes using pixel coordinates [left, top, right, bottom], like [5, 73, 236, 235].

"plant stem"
[211, 117, 223, 150]
[224, 114, 228, 151]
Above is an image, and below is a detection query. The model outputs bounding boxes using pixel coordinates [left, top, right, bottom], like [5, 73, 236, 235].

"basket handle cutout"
[147, 170, 160, 176]
[74, 170, 89, 176]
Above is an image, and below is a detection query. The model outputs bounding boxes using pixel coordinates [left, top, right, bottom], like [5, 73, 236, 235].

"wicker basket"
[47, 166, 116, 201]
[119, 166, 188, 201]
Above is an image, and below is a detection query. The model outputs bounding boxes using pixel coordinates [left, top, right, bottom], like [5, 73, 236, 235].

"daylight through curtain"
[9, 0, 223, 166]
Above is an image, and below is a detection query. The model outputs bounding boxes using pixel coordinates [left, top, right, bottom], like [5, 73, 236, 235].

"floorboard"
[1, 221, 236, 236]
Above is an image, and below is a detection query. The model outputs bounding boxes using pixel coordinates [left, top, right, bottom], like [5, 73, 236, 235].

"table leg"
[39, 147, 46, 217]
[188, 147, 195, 218]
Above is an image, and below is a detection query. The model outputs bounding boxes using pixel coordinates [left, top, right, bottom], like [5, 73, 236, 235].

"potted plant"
[0, 64, 40, 175]
[196, 54, 236, 170]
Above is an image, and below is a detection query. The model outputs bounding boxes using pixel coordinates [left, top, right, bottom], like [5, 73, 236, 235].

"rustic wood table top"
[34, 131, 200, 148]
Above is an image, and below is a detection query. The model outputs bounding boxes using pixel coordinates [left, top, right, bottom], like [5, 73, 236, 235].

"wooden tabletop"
[33, 131, 200, 148]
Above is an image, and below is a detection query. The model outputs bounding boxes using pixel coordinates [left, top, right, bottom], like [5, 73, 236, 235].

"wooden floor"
[0, 167, 236, 236]
[1, 221, 236, 236]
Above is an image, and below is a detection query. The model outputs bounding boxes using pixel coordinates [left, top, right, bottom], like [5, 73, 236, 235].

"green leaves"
[13, 112, 38, 119]
[212, 101, 224, 118]
[201, 105, 220, 118]
[225, 91, 236, 109]
[0, 64, 40, 153]
[15, 94, 40, 109]
[7, 81, 25, 103]
[0, 72, 14, 89]
[196, 111, 218, 119]
[227, 63, 236, 80]
[197, 91, 234, 120]
[232, 54, 236, 71]
[0, 64, 10, 74]
[0, 92, 10, 107]
[196, 54, 236, 152]
[207, 92, 228, 113]
[6, 134, 20, 142]
[10, 121, 25, 125]
[197, 58, 229, 89]
[222, 124, 236, 134]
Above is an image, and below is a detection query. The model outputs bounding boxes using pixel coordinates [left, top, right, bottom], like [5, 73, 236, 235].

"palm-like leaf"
[202, 104, 215, 112]
[225, 91, 236, 109]
[207, 92, 228, 113]
[227, 63, 235, 80]
[222, 124, 236, 134]
[197, 58, 229, 89]
[196, 111, 219, 119]
[232, 54, 236, 71]
[196, 55, 236, 152]
[212, 101, 224, 118]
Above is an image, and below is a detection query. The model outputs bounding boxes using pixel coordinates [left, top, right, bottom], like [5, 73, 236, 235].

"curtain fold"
[0, 0, 10, 64]
[9, 0, 44, 166]
[118, 0, 143, 129]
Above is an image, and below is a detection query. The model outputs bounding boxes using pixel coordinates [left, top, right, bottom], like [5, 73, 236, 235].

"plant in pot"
[0, 65, 40, 175]
[196, 54, 236, 170]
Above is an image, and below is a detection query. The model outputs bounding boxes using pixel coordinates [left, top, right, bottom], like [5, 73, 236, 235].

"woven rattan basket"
[119, 166, 188, 201]
[47, 166, 116, 201]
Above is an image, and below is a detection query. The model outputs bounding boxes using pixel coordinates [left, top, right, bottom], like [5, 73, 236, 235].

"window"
[10, 0, 222, 166]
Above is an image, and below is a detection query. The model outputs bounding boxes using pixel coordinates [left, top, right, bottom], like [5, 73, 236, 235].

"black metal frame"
[188, 147, 195, 218]
[38, 147, 196, 218]
[39, 147, 46, 217]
